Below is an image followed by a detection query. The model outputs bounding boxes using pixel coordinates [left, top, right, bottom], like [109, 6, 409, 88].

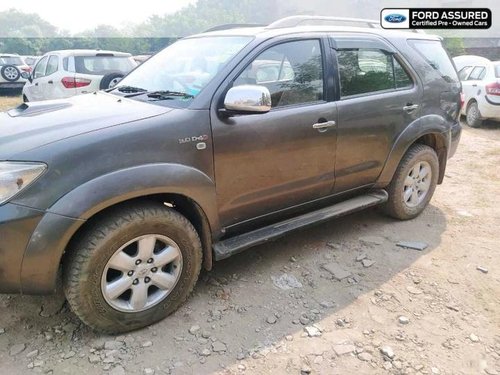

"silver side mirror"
[224, 85, 271, 114]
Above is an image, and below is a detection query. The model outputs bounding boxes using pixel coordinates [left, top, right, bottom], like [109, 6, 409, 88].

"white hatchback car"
[0, 54, 30, 90]
[22, 50, 137, 102]
[457, 59, 500, 127]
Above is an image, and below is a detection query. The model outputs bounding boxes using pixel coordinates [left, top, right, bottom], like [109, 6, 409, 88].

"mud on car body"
[0, 16, 461, 332]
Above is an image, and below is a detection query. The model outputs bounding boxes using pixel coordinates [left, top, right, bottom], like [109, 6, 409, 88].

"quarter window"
[336, 49, 412, 97]
[467, 66, 486, 80]
[234, 40, 324, 108]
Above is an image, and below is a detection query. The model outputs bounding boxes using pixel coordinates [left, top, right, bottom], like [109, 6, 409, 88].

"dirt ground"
[0, 95, 499, 375]
[0, 92, 22, 110]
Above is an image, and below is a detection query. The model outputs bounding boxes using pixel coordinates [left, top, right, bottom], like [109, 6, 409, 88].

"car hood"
[0, 92, 171, 159]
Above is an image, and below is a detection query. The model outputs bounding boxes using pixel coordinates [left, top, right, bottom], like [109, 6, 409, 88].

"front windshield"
[114, 36, 253, 102]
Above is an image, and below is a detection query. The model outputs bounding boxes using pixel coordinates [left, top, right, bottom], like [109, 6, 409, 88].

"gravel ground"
[0, 96, 499, 375]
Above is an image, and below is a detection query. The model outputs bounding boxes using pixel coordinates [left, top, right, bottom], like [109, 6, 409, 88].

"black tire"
[63, 202, 202, 333]
[99, 72, 124, 90]
[466, 101, 483, 128]
[1, 65, 21, 82]
[383, 144, 439, 220]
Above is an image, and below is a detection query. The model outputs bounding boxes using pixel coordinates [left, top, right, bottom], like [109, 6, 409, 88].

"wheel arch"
[20, 163, 219, 294]
[375, 116, 451, 188]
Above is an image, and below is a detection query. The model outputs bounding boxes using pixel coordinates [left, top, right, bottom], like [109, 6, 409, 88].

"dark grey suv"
[0, 16, 461, 332]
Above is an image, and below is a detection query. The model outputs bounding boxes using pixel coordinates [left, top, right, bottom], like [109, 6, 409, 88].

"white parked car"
[457, 59, 500, 127]
[453, 55, 490, 73]
[0, 54, 30, 90]
[22, 50, 137, 102]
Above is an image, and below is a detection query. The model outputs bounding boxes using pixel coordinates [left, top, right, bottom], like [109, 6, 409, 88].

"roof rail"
[267, 16, 381, 29]
[204, 23, 265, 33]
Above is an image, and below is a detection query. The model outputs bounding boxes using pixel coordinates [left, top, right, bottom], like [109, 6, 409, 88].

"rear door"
[37, 55, 60, 100]
[330, 35, 422, 193]
[462, 65, 486, 107]
[73, 54, 135, 93]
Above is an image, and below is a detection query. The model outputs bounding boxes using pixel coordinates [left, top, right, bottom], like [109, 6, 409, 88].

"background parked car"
[22, 55, 41, 70]
[0, 54, 30, 90]
[22, 50, 138, 102]
[454, 57, 500, 128]
[453, 55, 490, 73]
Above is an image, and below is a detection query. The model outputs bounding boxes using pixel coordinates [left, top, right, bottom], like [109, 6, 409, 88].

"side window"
[458, 66, 473, 81]
[234, 39, 324, 108]
[337, 48, 412, 97]
[394, 58, 412, 89]
[467, 66, 486, 80]
[45, 55, 59, 76]
[408, 40, 459, 83]
[33, 56, 48, 79]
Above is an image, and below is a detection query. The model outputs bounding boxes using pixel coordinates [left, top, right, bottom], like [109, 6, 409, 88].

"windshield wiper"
[115, 85, 148, 94]
[146, 90, 194, 100]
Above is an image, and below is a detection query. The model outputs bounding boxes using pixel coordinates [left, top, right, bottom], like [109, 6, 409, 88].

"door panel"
[334, 90, 420, 192]
[331, 39, 422, 192]
[212, 103, 337, 226]
[29, 55, 49, 101]
[211, 38, 337, 227]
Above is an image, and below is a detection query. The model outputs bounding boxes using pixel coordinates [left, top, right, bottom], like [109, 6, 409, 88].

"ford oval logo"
[384, 14, 407, 23]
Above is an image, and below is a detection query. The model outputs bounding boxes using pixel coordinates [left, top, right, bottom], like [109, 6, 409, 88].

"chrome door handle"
[312, 120, 336, 130]
[403, 104, 419, 112]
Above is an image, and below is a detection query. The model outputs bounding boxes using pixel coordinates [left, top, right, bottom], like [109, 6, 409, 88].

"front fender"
[374, 115, 450, 188]
[21, 163, 219, 294]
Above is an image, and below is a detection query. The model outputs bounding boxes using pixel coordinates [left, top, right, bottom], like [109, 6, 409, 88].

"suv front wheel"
[63, 202, 202, 333]
[383, 144, 439, 220]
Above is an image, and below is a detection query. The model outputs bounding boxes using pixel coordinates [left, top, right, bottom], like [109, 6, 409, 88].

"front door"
[211, 38, 338, 227]
[27, 55, 48, 101]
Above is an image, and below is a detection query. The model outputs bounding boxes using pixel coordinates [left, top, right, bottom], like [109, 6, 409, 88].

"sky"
[0, 0, 196, 33]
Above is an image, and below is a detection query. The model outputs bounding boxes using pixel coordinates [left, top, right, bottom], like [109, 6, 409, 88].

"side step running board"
[213, 189, 388, 261]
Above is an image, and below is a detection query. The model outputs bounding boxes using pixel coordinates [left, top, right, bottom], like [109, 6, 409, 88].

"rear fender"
[375, 115, 450, 188]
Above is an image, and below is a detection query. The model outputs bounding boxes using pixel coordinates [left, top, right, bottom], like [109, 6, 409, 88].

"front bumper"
[0, 203, 82, 294]
[0, 203, 44, 293]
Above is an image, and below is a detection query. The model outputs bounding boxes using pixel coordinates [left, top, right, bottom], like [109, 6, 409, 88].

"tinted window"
[74, 56, 135, 75]
[46, 55, 59, 76]
[337, 49, 412, 97]
[495, 64, 500, 78]
[458, 66, 473, 81]
[467, 66, 486, 80]
[408, 40, 458, 83]
[33, 56, 48, 79]
[394, 58, 413, 89]
[0, 56, 23, 65]
[234, 40, 324, 107]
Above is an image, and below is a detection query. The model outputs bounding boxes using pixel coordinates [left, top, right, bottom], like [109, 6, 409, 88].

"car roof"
[189, 24, 440, 42]
[43, 50, 132, 57]
[0, 53, 21, 57]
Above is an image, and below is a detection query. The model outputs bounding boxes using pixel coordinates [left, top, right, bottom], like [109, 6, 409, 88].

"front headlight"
[0, 162, 47, 205]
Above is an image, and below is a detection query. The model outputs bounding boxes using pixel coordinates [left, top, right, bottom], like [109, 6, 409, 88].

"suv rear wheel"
[466, 101, 483, 128]
[63, 202, 202, 333]
[383, 144, 439, 220]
